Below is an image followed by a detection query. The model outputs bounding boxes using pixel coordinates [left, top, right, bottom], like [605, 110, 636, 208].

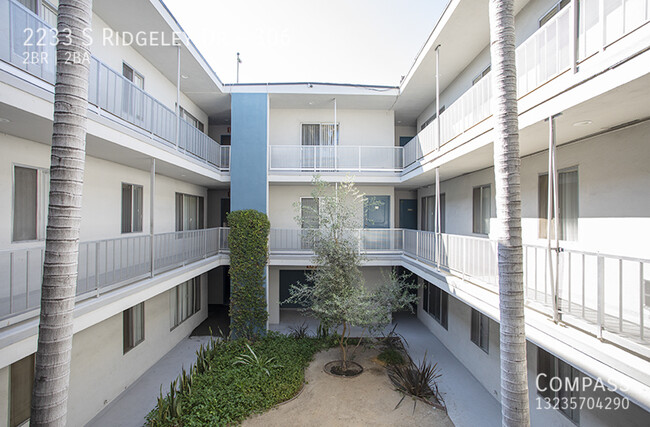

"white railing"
[2, 0, 230, 171]
[0, 228, 229, 319]
[269, 145, 403, 173]
[403, 0, 649, 169]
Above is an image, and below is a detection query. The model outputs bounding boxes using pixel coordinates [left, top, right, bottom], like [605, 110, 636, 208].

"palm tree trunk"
[31, 1, 93, 425]
[488, 1, 530, 426]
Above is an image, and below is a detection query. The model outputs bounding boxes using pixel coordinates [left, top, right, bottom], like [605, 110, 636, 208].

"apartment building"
[0, 0, 649, 425]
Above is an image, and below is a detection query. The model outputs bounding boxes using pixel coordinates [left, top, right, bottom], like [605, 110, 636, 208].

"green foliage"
[285, 178, 420, 367]
[387, 352, 446, 411]
[233, 343, 283, 376]
[378, 347, 405, 366]
[227, 209, 270, 340]
[288, 322, 310, 339]
[146, 334, 334, 426]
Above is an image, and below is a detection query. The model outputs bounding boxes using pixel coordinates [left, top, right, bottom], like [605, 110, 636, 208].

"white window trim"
[299, 122, 340, 146]
[12, 163, 49, 243]
[121, 182, 144, 234]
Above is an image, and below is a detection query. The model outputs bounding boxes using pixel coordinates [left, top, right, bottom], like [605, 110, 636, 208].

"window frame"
[10, 353, 35, 427]
[472, 184, 491, 235]
[539, 0, 570, 28]
[300, 122, 340, 146]
[423, 281, 448, 329]
[12, 164, 49, 243]
[121, 182, 144, 234]
[122, 61, 145, 90]
[180, 107, 205, 132]
[472, 65, 491, 85]
[175, 192, 205, 232]
[170, 277, 201, 330]
[537, 348, 581, 424]
[538, 167, 579, 241]
[470, 308, 489, 353]
[123, 302, 145, 354]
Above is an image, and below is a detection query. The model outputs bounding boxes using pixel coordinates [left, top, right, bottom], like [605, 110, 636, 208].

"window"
[537, 348, 580, 424]
[470, 308, 489, 353]
[16, 0, 37, 13]
[472, 65, 491, 85]
[421, 194, 445, 233]
[538, 169, 579, 241]
[423, 281, 448, 329]
[300, 197, 319, 229]
[175, 193, 204, 231]
[123, 302, 145, 353]
[10, 354, 34, 427]
[301, 123, 339, 146]
[170, 277, 201, 329]
[472, 184, 491, 235]
[122, 62, 144, 89]
[539, 0, 570, 27]
[40, 1, 57, 27]
[13, 165, 49, 242]
[364, 195, 390, 229]
[121, 183, 143, 233]
[644, 280, 650, 308]
[420, 106, 446, 132]
[180, 107, 205, 132]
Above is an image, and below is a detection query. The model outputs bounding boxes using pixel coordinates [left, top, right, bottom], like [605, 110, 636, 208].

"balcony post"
[600, 0, 606, 51]
[546, 115, 561, 323]
[597, 255, 604, 340]
[435, 45, 441, 151]
[571, 0, 579, 73]
[175, 44, 181, 149]
[435, 167, 441, 270]
[640, 262, 645, 341]
[150, 158, 156, 277]
[334, 97, 338, 171]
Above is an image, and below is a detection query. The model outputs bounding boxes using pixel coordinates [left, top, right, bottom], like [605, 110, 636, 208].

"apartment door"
[399, 199, 418, 230]
[220, 198, 230, 227]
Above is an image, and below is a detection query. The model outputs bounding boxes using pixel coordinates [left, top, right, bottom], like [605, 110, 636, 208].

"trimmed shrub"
[227, 209, 270, 340]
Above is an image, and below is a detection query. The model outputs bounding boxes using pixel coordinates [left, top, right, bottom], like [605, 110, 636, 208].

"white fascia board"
[149, 0, 225, 92]
[228, 83, 399, 97]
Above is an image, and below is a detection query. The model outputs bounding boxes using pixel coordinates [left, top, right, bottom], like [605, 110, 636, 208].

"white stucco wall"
[269, 109, 395, 147]
[0, 134, 208, 246]
[268, 184, 396, 229]
[89, 14, 208, 127]
[417, 279, 650, 426]
[417, 121, 650, 258]
[66, 274, 208, 427]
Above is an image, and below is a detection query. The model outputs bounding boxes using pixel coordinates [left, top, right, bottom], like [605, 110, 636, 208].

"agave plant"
[387, 352, 446, 412]
[233, 343, 283, 376]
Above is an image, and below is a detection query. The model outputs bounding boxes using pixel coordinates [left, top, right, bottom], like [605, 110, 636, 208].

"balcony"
[267, 228, 650, 353]
[0, 227, 229, 320]
[269, 145, 403, 173]
[403, 0, 650, 169]
[1, 0, 230, 172]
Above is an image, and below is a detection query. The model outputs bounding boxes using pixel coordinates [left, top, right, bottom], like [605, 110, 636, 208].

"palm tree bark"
[488, 1, 530, 426]
[31, 1, 93, 425]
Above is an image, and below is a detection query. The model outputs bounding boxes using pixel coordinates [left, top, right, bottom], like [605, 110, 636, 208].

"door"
[220, 198, 230, 227]
[399, 199, 418, 230]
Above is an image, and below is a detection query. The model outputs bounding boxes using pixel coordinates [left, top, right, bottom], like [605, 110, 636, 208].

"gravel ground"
[243, 346, 454, 427]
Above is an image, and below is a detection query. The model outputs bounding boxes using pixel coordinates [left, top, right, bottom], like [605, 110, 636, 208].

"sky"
[163, 0, 448, 86]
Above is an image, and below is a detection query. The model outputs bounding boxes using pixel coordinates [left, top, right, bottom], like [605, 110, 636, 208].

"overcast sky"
[163, 0, 448, 86]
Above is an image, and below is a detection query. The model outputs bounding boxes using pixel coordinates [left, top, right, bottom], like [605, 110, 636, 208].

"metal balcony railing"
[269, 145, 403, 173]
[0, 228, 229, 320]
[268, 228, 649, 348]
[403, 0, 650, 169]
[2, 0, 230, 172]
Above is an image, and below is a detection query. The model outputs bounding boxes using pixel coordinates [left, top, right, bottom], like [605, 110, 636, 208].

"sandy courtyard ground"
[243, 346, 454, 427]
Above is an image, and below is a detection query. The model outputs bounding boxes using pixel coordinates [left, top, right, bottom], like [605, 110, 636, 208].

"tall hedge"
[227, 209, 270, 339]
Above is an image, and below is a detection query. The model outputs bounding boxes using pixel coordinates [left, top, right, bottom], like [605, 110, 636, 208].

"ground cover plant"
[146, 333, 336, 426]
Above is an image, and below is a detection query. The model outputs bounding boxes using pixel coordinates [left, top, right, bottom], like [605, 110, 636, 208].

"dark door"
[399, 199, 418, 230]
[279, 270, 311, 308]
[220, 135, 231, 145]
[220, 198, 230, 227]
[399, 136, 414, 147]
[223, 266, 230, 305]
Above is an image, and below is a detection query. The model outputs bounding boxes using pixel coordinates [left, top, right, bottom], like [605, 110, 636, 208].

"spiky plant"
[387, 352, 446, 412]
[233, 343, 283, 376]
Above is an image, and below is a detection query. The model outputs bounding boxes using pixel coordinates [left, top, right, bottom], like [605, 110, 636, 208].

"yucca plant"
[233, 343, 283, 376]
[387, 352, 446, 412]
[289, 322, 310, 339]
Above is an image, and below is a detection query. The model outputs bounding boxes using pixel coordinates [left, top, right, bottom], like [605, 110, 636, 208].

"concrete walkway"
[88, 311, 500, 427]
[88, 335, 212, 427]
